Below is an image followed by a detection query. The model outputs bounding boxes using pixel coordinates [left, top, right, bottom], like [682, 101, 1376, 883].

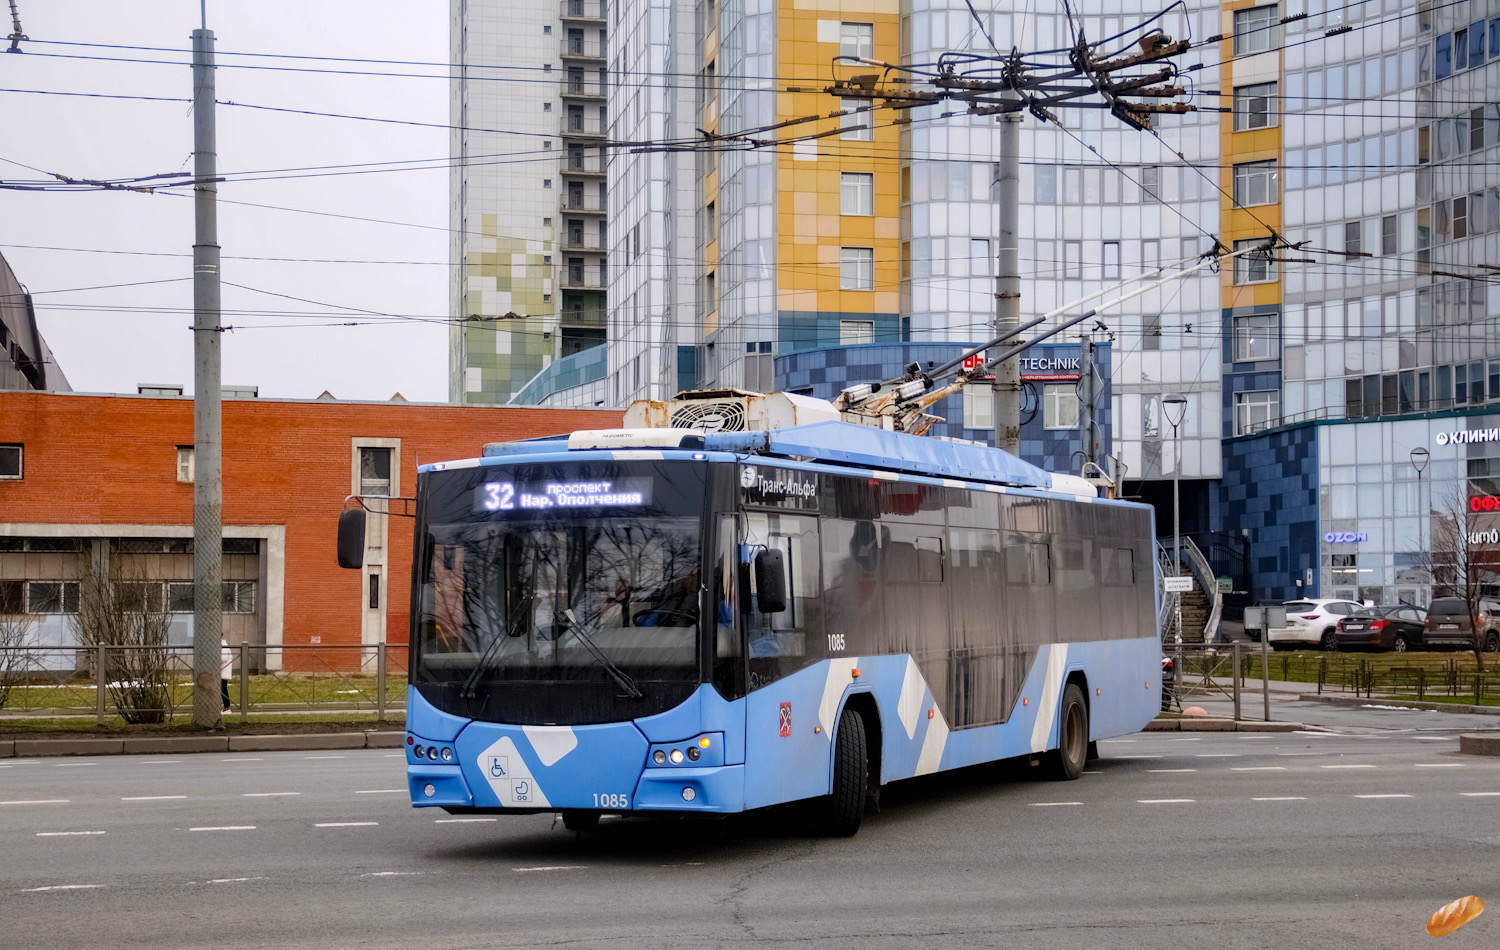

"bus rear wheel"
[1044, 683, 1088, 781]
[816, 707, 868, 837]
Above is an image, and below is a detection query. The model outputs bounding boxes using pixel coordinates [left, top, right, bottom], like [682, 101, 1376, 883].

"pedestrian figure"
[220, 638, 233, 711]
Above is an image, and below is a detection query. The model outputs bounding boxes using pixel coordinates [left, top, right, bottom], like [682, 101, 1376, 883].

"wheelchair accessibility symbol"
[513, 780, 531, 803]
[489, 756, 509, 779]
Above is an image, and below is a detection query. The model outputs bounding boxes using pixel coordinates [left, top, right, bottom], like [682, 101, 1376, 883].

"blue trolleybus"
[342, 392, 1161, 835]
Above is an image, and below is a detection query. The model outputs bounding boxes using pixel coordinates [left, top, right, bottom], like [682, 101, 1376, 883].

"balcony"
[560, 37, 605, 61]
[559, 0, 605, 22]
[560, 114, 606, 140]
[560, 268, 607, 291]
[561, 76, 606, 100]
[561, 193, 606, 214]
[561, 234, 605, 253]
[563, 153, 606, 176]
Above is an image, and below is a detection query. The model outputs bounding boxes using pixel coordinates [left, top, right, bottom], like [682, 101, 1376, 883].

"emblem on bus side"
[489, 756, 508, 778]
[741, 466, 758, 489]
[779, 702, 792, 738]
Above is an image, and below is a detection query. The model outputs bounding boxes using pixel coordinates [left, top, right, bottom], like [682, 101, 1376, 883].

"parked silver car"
[1267, 598, 1364, 650]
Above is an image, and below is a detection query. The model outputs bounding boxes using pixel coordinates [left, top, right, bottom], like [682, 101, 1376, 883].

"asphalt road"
[2, 717, 1498, 950]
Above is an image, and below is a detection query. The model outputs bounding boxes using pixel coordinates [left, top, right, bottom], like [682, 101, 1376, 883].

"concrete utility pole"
[994, 109, 1021, 456]
[1077, 333, 1098, 470]
[191, 12, 223, 729]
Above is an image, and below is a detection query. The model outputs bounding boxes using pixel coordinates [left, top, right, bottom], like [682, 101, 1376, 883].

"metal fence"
[1265, 652, 1500, 704]
[1168, 642, 1274, 721]
[0, 643, 408, 725]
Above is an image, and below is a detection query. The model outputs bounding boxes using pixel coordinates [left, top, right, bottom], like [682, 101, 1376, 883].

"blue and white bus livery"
[344, 390, 1162, 836]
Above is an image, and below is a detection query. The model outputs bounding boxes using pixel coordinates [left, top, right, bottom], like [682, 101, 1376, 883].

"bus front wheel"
[1044, 683, 1088, 781]
[817, 707, 868, 837]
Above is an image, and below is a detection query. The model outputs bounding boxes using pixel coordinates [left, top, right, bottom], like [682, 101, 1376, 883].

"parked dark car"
[1334, 605, 1427, 652]
[1425, 597, 1500, 651]
[1161, 655, 1175, 711]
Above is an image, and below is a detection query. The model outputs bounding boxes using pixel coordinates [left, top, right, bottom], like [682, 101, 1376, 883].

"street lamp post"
[1164, 394, 1188, 576]
[1411, 446, 1429, 597]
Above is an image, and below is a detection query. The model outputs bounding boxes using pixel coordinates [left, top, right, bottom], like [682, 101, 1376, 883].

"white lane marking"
[1, 800, 69, 806]
[1253, 796, 1308, 801]
[244, 792, 300, 797]
[435, 817, 497, 823]
[1196, 754, 1239, 758]
[1114, 754, 1164, 759]
[1029, 801, 1082, 807]
[1278, 752, 1320, 756]
[52, 763, 97, 768]
[36, 831, 106, 837]
[384, 753, 404, 757]
[1414, 763, 1465, 768]
[1321, 764, 1377, 769]
[207, 877, 266, 884]
[122, 795, 187, 801]
[1232, 767, 1287, 772]
[144, 760, 182, 764]
[1138, 799, 1195, 804]
[1460, 792, 1500, 797]
[1413, 736, 1451, 741]
[189, 826, 256, 832]
[221, 758, 263, 761]
[22, 884, 104, 892]
[1354, 794, 1413, 799]
[355, 789, 406, 795]
[315, 822, 378, 828]
[513, 866, 586, 873]
[1099, 739, 1136, 743]
[362, 871, 424, 877]
[1148, 768, 1197, 773]
[303, 755, 346, 760]
[1168, 738, 1204, 742]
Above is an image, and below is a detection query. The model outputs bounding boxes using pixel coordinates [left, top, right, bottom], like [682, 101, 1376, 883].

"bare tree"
[70, 553, 177, 724]
[0, 611, 33, 710]
[1419, 483, 1500, 672]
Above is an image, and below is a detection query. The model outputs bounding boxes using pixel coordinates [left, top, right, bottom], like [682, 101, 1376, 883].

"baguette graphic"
[1426, 896, 1483, 937]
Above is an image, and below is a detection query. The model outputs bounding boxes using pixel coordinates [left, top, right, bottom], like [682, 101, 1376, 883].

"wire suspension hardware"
[6, 0, 25, 53]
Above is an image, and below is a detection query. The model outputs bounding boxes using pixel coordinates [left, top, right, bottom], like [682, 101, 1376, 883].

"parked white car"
[1267, 599, 1365, 650]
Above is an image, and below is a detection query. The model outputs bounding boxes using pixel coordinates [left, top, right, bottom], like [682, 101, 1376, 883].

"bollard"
[95, 643, 106, 726]
[239, 641, 249, 724]
[376, 642, 387, 721]
[1261, 627, 1271, 722]
[1232, 641, 1242, 722]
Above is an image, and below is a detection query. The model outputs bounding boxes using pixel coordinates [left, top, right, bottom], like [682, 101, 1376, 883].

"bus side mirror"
[754, 549, 787, 614]
[337, 509, 366, 569]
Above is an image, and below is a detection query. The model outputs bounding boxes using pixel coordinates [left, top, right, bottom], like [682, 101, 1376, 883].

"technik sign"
[1018, 355, 1083, 381]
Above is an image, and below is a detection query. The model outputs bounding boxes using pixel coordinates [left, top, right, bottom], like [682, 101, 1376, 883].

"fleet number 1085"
[593, 792, 628, 809]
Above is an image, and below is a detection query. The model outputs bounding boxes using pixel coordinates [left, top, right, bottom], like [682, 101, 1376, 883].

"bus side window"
[743, 512, 821, 685]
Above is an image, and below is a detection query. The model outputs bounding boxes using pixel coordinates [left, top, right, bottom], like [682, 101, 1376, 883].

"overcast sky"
[1, 1, 451, 402]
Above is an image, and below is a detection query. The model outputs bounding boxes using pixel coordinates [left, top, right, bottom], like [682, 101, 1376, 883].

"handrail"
[1155, 541, 1180, 643]
[1167, 536, 1222, 644]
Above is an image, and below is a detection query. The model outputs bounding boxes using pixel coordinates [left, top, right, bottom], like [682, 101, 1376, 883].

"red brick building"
[0, 391, 620, 669]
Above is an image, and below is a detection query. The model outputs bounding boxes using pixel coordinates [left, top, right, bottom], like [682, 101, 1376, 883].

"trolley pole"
[993, 108, 1021, 455]
[191, 14, 224, 730]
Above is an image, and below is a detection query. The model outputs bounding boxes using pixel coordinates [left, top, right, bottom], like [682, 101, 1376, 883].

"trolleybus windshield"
[412, 460, 708, 725]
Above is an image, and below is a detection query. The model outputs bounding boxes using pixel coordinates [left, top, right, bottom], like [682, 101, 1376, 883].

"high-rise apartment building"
[583, 0, 1500, 606]
[449, 0, 611, 405]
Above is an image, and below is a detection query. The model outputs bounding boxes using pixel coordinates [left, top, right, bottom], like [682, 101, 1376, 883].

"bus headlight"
[669, 749, 684, 764]
[440, 747, 454, 762]
[653, 750, 667, 765]
[682, 787, 696, 802]
[413, 745, 426, 759]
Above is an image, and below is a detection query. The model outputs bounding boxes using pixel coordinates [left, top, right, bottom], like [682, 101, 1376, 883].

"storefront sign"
[1471, 495, 1500, 512]
[1470, 529, 1500, 545]
[1018, 356, 1082, 381]
[1436, 427, 1500, 446]
[1324, 532, 1368, 543]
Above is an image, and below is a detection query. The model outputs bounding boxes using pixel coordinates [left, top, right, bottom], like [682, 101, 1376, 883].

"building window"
[359, 447, 392, 497]
[0, 444, 21, 479]
[1232, 160, 1278, 207]
[222, 580, 256, 613]
[1043, 385, 1078, 430]
[743, 343, 773, 392]
[840, 247, 874, 290]
[368, 573, 381, 610]
[840, 172, 873, 215]
[1232, 239, 1276, 284]
[1234, 390, 1280, 435]
[26, 581, 80, 614]
[176, 446, 194, 484]
[1233, 5, 1277, 55]
[1102, 241, 1120, 279]
[839, 320, 875, 345]
[964, 388, 994, 429]
[1381, 215, 1398, 255]
[1062, 241, 1081, 279]
[839, 99, 871, 140]
[839, 22, 873, 59]
[1233, 82, 1277, 130]
[1035, 166, 1057, 204]
[1233, 312, 1277, 362]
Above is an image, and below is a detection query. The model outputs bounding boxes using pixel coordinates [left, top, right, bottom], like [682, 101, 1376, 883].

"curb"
[1144, 718, 1304, 732]
[1299, 693, 1500, 716]
[1458, 733, 1500, 756]
[1, 730, 405, 758]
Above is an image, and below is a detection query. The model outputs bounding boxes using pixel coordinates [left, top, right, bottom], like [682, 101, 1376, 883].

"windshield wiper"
[460, 594, 532, 699]
[563, 608, 644, 699]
